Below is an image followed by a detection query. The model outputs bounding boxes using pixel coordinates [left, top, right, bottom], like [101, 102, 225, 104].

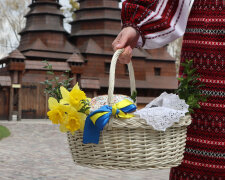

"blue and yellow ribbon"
[83, 99, 136, 144]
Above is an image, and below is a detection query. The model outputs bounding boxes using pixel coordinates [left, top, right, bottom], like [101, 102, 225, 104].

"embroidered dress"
[121, 0, 225, 179]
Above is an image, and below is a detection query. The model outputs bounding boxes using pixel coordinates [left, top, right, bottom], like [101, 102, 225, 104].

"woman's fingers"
[112, 33, 123, 51]
[113, 27, 140, 50]
[112, 27, 139, 64]
[118, 46, 132, 64]
[112, 29, 130, 51]
[115, 32, 128, 49]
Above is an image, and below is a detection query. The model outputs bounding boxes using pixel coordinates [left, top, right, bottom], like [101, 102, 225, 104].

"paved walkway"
[0, 120, 170, 180]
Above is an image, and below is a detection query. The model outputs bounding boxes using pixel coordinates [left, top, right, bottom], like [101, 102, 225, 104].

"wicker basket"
[67, 49, 192, 170]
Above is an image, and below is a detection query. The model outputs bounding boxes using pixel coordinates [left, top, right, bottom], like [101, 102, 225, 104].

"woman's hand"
[112, 27, 140, 64]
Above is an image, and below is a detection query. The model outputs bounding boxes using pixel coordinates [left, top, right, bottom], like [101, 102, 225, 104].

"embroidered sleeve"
[121, 0, 193, 49]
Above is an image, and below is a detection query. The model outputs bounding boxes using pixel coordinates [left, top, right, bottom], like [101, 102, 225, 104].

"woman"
[112, 0, 225, 179]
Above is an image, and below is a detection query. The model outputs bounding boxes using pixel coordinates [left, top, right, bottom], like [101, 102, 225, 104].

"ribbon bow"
[83, 99, 136, 144]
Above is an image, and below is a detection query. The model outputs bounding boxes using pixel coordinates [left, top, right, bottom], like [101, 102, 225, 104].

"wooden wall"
[21, 82, 48, 119]
[0, 87, 9, 120]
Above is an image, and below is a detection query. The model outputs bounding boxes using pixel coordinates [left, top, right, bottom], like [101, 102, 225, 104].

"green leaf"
[47, 71, 54, 75]
[177, 77, 184, 81]
[176, 59, 208, 113]
[40, 61, 76, 98]
[130, 91, 137, 103]
[68, 78, 74, 81]
[42, 60, 48, 63]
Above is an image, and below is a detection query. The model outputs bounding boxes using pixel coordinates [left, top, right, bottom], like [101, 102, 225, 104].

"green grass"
[0, 125, 10, 140]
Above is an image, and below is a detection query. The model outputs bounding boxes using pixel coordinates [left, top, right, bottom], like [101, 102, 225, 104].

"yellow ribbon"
[90, 99, 135, 124]
[83, 99, 137, 144]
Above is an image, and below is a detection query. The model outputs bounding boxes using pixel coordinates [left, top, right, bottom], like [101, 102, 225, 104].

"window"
[154, 67, 161, 76]
[105, 62, 110, 74]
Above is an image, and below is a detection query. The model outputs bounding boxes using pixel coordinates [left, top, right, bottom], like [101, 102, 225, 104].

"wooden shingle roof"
[7, 49, 25, 59]
[80, 78, 100, 89]
[99, 76, 178, 90]
[25, 60, 70, 71]
[67, 53, 84, 63]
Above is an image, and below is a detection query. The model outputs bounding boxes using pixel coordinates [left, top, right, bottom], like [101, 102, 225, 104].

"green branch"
[40, 61, 73, 102]
[175, 59, 208, 114]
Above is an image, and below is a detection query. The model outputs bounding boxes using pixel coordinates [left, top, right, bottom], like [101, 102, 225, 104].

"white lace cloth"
[134, 92, 189, 131]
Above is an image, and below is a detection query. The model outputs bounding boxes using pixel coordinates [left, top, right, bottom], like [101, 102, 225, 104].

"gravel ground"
[0, 120, 170, 180]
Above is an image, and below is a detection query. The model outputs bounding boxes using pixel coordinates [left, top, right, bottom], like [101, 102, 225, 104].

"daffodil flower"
[47, 83, 89, 134]
[47, 97, 68, 124]
[66, 106, 86, 133]
[60, 83, 87, 111]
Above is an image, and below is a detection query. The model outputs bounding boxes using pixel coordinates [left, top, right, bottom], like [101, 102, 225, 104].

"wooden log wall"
[21, 82, 48, 119]
[0, 87, 10, 120]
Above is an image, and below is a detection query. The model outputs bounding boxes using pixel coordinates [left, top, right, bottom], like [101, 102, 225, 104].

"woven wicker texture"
[67, 49, 191, 170]
[108, 49, 136, 106]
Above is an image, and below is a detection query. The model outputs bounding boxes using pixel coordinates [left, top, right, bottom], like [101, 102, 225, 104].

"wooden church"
[0, 0, 177, 120]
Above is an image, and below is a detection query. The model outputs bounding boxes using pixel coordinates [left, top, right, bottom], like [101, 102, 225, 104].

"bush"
[0, 125, 10, 140]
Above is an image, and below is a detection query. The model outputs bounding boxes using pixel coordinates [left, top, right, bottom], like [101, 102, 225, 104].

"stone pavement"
[0, 120, 170, 180]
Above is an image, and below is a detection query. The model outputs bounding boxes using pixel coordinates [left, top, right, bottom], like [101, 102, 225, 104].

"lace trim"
[135, 92, 189, 131]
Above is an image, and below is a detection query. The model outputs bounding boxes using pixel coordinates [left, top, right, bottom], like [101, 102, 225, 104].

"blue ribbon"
[83, 103, 136, 144]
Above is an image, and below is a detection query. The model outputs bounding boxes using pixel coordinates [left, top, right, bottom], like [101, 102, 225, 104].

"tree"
[0, 0, 79, 59]
[60, 0, 79, 32]
[0, 0, 30, 58]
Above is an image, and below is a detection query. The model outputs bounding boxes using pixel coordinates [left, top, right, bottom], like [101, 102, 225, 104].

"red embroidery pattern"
[183, 160, 225, 169]
[171, 0, 225, 179]
[143, 0, 179, 34]
[121, 1, 225, 178]
[187, 137, 225, 146]
[121, 0, 186, 45]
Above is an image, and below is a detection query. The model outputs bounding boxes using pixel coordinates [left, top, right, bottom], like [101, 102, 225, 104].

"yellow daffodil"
[60, 83, 87, 111]
[59, 124, 68, 133]
[65, 107, 87, 134]
[47, 83, 89, 134]
[47, 97, 67, 124]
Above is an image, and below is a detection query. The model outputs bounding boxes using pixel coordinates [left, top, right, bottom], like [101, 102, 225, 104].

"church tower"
[70, 0, 177, 101]
[0, 0, 177, 120]
[19, 0, 79, 60]
[0, 0, 84, 120]
[70, 0, 121, 52]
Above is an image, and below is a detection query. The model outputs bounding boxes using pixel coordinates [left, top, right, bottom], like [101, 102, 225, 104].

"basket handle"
[108, 49, 136, 106]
